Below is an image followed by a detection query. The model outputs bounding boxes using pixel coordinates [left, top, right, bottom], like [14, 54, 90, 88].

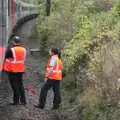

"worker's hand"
[44, 77, 48, 83]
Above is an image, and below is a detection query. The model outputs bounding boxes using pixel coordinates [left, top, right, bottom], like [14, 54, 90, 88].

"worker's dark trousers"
[8, 72, 26, 104]
[39, 78, 61, 108]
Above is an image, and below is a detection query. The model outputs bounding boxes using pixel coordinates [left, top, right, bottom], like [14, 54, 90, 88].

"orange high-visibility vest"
[45, 55, 62, 80]
[4, 46, 26, 72]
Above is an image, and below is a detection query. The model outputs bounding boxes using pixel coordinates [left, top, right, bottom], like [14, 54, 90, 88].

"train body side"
[0, 0, 7, 78]
[0, 0, 37, 80]
[8, 0, 37, 40]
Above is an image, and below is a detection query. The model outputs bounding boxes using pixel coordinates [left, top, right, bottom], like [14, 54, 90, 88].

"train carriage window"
[2, 0, 6, 27]
[22, 6, 28, 11]
[14, 2, 19, 12]
[8, 0, 11, 16]
[8, 0, 10, 16]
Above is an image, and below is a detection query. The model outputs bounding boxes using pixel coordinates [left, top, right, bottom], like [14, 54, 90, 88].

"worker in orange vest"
[34, 48, 62, 109]
[4, 36, 27, 106]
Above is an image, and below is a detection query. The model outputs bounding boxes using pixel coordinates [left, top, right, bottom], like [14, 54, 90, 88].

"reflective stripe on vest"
[6, 59, 24, 64]
[45, 56, 62, 80]
[0, 60, 2, 71]
[46, 68, 62, 72]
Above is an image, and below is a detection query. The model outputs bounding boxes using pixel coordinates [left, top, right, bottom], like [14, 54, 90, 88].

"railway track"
[0, 19, 56, 120]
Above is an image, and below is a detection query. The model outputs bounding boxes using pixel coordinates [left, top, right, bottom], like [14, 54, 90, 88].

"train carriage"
[0, 0, 7, 78]
[0, 0, 37, 80]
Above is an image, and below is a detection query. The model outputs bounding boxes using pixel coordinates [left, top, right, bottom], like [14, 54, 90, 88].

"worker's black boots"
[34, 104, 44, 109]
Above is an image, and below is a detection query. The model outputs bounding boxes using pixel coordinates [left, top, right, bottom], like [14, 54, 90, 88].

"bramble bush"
[36, 0, 120, 119]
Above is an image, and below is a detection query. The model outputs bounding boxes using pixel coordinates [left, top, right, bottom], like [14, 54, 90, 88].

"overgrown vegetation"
[36, 0, 120, 119]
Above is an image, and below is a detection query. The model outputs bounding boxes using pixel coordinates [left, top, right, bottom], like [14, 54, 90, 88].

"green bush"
[36, 0, 120, 119]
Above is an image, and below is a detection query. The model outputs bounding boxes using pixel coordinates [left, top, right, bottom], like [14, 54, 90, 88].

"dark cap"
[13, 36, 20, 43]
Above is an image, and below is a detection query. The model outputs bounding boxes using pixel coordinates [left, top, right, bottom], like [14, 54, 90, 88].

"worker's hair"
[51, 48, 61, 59]
[13, 36, 20, 44]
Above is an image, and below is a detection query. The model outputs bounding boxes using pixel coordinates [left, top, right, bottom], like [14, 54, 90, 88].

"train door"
[0, 0, 7, 80]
